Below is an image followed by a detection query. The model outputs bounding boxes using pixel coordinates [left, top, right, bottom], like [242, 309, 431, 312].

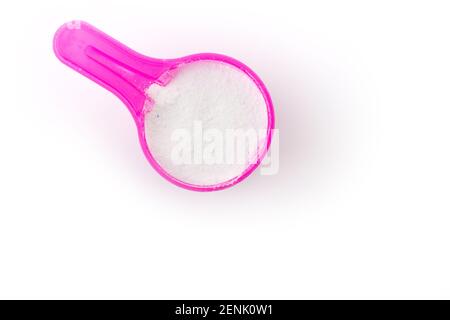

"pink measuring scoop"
[53, 21, 275, 191]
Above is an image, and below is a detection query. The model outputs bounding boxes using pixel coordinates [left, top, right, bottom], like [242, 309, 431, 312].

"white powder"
[144, 60, 268, 186]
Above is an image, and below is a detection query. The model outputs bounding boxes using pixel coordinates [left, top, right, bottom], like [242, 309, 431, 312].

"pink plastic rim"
[53, 21, 275, 192]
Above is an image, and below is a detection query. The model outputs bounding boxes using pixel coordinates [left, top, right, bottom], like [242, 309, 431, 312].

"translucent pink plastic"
[53, 21, 275, 191]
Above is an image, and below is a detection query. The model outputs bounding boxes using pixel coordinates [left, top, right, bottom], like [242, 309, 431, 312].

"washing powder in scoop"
[54, 21, 274, 191]
[144, 60, 268, 186]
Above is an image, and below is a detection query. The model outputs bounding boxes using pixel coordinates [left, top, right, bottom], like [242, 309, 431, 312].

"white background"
[2, 0, 450, 299]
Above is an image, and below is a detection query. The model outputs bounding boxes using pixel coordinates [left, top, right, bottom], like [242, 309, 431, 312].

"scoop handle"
[53, 21, 168, 117]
